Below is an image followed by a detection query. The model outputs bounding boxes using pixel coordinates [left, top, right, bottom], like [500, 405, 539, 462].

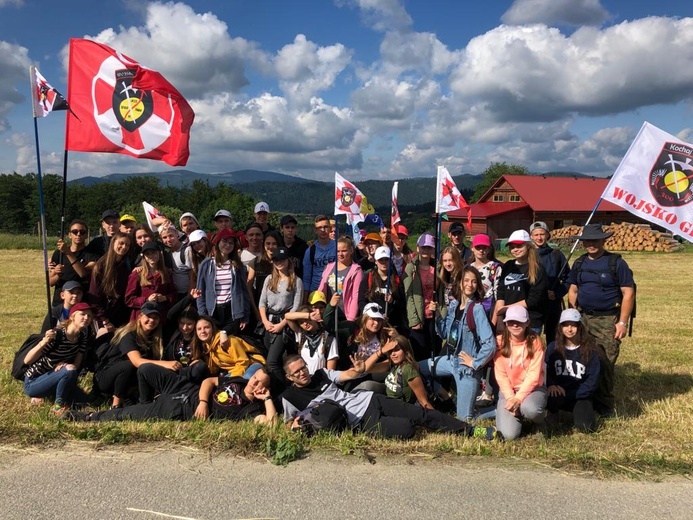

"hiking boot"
[471, 426, 500, 441]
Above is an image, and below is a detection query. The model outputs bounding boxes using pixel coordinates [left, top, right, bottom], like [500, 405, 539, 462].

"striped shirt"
[215, 261, 234, 305]
[24, 328, 88, 379]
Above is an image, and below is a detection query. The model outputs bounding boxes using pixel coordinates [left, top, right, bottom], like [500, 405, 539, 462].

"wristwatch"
[263, 396, 272, 402]
[617, 321, 628, 327]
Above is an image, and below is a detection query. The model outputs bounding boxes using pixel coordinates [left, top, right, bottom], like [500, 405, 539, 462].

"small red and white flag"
[30, 66, 69, 118]
[142, 201, 165, 232]
[436, 166, 471, 229]
[335, 172, 366, 215]
[65, 38, 194, 166]
[390, 181, 403, 247]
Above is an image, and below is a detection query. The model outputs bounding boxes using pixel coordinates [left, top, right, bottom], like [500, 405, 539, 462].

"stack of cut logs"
[551, 222, 684, 252]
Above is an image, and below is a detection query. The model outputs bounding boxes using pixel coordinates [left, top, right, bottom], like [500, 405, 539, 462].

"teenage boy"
[302, 215, 336, 299]
[253, 202, 275, 234]
[448, 222, 473, 265]
[208, 210, 233, 243]
[49, 219, 98, 304]
[119, 214, 137, 234]
[85, 209, 120, 257]
[280, 215, 308, 279]
[159, 224, 192, 298]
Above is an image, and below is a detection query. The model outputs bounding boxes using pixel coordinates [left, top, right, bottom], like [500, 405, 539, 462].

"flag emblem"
[649, 143, 693, 207]
[340, 186, 359, 208]
[113, 68, 154, 132]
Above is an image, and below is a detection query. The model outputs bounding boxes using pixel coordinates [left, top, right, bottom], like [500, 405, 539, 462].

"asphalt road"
[0, 445, 691, 520]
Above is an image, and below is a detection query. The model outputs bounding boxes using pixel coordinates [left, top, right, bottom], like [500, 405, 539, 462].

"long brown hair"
[191, 315, 218, 365]
[514, 242, 541, 285]
[452, 265, 485, 302]
[353, 314, 389, 346]
[554, 320, 600, 363]
[92, 232, 131, 299]
[139, 246, 170, 287]
[267, 256, 297, 293]
[499, 323, 543, 359]
[388, 335, 418, 372]
[190, 236, 212, 278]
[111, 314, 164, 360]
[437, 246, 463, 286]
[214, 235, 243, 270]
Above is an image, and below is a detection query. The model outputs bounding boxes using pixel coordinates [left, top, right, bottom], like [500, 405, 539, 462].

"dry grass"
[1, 247, 692, 477]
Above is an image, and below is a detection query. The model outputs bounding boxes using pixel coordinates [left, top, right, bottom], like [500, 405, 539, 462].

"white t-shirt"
[297, 331, 339, 374]
[241, 249, 262, 268]
[170, 245, 193, 294]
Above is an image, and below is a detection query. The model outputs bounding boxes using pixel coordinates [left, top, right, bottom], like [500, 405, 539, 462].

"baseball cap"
[530, 221, 549, 234]
[449, 222, 465, 234]
[363, 303, 384, 319]
[374, 246, 391, 261]
[102, 209, 119, 221]
[68, 302, 94, 317]
[504, 306, 529, 323]
[395, 224, 409, 237]
[308, 291, 327, 305]
[61, 281, 83, 292]
[272, 247, 290, 261]
[213, 228, 237, 245]
[559, 308, 582, 324]
[507, 230, 531, 245]
[280, 215, 298, 226]
[141, 241, 160, 254]
[214, 210, 232, 221]
[140, 301, 162, 317]
[119, 214, 137, 224]
[254, 202, 270, 213]
[188, 229, 207, 243]
[417, 233, 435, 248]
[364, 232, 381, 243]
[179, 212, 200, 228]
[472, 234, 492, 248]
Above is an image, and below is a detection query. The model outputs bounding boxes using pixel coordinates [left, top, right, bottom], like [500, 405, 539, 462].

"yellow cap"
[308, 290, 327, 305]
[120, 214, 137, 223]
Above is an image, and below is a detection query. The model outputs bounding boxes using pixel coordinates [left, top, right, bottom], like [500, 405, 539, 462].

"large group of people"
[16, 200, 635, 441]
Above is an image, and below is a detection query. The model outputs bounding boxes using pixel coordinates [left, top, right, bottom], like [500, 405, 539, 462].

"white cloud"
[502, 0, 609, 27]
[274, 35, 352, 106]
[341, 0, 412, 32]
[379, 31, 459, 75]
[449, 18, 693, 122]
[0, 41, 31, 132]
[0, 0, 23, 7]
[77, 2, 269, 98]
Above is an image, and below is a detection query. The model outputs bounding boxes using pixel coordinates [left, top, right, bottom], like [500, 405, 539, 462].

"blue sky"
[1, 0, 693, 180]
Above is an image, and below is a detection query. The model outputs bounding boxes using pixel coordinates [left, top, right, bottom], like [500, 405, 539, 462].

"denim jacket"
[196, 258, 250, 320]
[436, 299, 496, 372]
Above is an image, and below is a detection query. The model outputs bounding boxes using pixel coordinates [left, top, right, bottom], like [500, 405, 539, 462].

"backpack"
[297, 399, 349, 436]
[572, 252, 637, 332]
[11, 333, 43, 380]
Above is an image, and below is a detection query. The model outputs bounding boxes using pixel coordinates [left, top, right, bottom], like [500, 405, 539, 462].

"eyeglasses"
[70, 229, 87, 236]
[508, 243, 525, 250]
[289, 365, 309, 378]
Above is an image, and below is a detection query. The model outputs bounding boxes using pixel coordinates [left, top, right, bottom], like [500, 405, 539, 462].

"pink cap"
[472, 234, 491, 248]
[396, 224, 409, 237]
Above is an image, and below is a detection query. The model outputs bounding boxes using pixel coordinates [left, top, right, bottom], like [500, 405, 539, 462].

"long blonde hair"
[514, 241, 541, 285]
[139, 247, 170, 287]
[437, 246, 463, 286]
[110, 315, 164, 360]
[267, 257, 297, 293]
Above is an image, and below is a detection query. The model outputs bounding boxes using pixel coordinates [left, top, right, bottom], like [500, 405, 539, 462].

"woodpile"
[551, 222, 684, 252]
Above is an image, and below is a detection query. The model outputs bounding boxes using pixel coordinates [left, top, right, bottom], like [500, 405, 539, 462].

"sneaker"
[51, 404, 70, 417]
[471, 426, 499, 441]
[62, 410, 94, 422]
[475, 393, 493, 408]
[30, 397, 44, 405]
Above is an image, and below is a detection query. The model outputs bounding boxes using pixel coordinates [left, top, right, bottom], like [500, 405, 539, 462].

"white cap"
[254, 202, 270, 213]
[363, 303, 384, 319]
[559, 308, 582, 323]
[374, 246, 391, 261]
[214, 209, 232, 220]
[504, 306, 529, 323]
[188, 230, 207, 243]
[507, 229, 531, 244]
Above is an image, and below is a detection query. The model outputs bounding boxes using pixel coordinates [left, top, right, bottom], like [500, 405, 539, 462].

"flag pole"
[334, 214, 340, 348]
[385, 220, 392, 316]
[59, 150, 69, 239]
[33, 116, 53, 318]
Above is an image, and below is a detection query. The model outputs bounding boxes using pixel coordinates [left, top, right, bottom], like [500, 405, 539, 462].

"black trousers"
[94, 366, 198, 422]
[360, 394, 472, 439]
[547, 395, 597, 432]
[94, 359, 136, 399]
[213, 302, 242, 335]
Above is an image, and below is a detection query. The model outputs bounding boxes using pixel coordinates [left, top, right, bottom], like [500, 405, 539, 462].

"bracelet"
[70, 259, 80, 266]
[263, 396, 272, 402]
[199, 399, 208, 404]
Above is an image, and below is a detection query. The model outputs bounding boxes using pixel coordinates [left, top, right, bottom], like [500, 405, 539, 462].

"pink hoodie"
[493, 335, 545, 403]
[318, 262, 363, 321]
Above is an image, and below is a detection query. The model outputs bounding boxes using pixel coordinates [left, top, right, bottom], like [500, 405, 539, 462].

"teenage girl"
[436, 246, 464, 315]
[545, 309, 601, 432]
[404, 233, 437, 360]
[358, 246, 406, 329]
[470, 234, 503, 317]
[318, 236, 363, 322]
[494, 305, 547, 440]
[195, 315, 266, 377]
[89, 231, 132, 329]
[287, 305, 339, 374]
[125, 241, 177, 322]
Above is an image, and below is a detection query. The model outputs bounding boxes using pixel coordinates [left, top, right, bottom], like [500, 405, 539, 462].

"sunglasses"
[70, 229, 87, 236]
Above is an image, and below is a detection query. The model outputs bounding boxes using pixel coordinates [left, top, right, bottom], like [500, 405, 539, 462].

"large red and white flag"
[602, 122, 693, 241]
[65, 38, 194, 166]
[142, 201, 165, 232]
[30, 66, 69, 118]
[436, 166, 471, 229]
[335, 172, 367, 215]
[391, 182, 401, 225]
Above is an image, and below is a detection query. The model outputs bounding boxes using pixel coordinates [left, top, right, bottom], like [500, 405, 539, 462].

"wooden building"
[446, 175, 645, 240]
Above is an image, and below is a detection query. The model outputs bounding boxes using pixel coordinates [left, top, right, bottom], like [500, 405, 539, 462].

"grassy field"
[1, 245, 692, 476]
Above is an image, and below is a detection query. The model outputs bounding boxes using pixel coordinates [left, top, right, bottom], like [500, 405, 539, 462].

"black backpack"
[297, 399, 349, 436]
[11, 334, 43, 380]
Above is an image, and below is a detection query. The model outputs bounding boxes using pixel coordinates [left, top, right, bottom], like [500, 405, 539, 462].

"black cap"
[141, 241, 160, 253]
[102, 209, 119, 221]
[449, 222, 465, 233]
[140, 301, 162, 316]
[280, 215, 298, 227]
[61, 281, 83, 292]
[272, 247, 290, 261]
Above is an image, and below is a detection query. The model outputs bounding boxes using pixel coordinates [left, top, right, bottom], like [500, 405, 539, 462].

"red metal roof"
[478, 175, 622, 212]
[448, 201, 528, 218]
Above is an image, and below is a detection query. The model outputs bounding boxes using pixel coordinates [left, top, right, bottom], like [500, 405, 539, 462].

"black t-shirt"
[51, 248, 99, 305]
[85, 235, 110, 258]
[497, 260, 547, 329]
[209, 374, 264, 421]
[283, 237, 308, 279]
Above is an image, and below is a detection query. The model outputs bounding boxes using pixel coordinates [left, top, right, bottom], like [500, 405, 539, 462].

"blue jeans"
[24, 366, 79, 406]
[418, 355, 481, 421]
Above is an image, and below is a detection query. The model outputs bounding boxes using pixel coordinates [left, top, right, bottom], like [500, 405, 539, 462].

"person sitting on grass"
[22, 303, 94, 415]
[286, 305, 339, 375]
[494, 306, 547, 440]
[281, 354, 497, 440]
[545, 309, 601, 433]
[66, 366, 277, 425]
[362, 335, 435, 409]
[41, 281, 85, 333]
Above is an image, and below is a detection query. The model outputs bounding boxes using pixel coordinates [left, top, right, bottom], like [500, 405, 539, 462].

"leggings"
[94, 359, 136, 399]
